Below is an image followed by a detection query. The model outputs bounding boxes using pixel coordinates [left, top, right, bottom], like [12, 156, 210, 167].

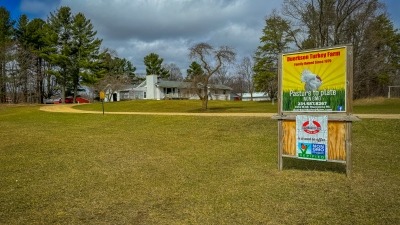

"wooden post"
[277, 55, 283, 171]
[345, 121, 352, 176]
[346, 46, 354, 177]
[346, 46, 354, 113]
[278, 120, 283, 170]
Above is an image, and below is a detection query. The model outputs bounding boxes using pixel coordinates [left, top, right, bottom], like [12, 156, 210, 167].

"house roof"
[208, 84, 232, 90]
[157, 80, 192, 88]
[119, 85, 137, 91]
[157, 80, 232, 90]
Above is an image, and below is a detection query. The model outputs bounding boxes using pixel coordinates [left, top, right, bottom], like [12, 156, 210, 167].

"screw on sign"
[302, 120, 321, 134]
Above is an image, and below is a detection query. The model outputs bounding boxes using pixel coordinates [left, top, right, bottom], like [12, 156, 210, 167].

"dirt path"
[39, 104, 400, 119]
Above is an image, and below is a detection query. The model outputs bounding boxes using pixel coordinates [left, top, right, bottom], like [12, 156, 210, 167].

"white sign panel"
[296, 115, 328, 161]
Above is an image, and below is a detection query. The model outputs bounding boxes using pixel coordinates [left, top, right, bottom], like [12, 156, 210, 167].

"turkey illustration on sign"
[301, 69, 322, 91]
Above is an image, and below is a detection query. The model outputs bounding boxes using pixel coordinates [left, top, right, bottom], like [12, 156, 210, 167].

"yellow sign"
[99, 91, 105, 100]
[281, 46, 347, 112]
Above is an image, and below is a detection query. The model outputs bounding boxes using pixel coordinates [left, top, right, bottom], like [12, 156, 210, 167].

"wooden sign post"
[273, 45, 359, 176]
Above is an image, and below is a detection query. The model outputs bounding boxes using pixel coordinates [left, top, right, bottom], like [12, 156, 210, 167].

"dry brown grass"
[0, 105, 399, 224]
[353, 97, 387, 105]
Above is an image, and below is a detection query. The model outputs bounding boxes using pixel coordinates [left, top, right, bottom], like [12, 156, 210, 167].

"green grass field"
[0, 99, 399, 224]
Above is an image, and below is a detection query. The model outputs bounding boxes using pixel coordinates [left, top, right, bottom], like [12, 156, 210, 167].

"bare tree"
[163, 63, 183, 81]
[236, 56, 255, 100]
[189, 42, 236, 109]
[282, 0, 399, 98]
[283, 0, 377, 49]
[210, 65, 233, 85]
[228, 75, 245, 97]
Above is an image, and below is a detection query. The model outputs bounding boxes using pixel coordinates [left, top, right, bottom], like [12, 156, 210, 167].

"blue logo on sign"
[312, 144, 326, 155]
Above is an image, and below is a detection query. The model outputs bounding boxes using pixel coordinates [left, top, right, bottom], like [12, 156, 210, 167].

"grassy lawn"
[75, 99, 278, 113]
[352, 97, 400, 114]
[0, 103, 399, 224]
[74, 97, 400, 114]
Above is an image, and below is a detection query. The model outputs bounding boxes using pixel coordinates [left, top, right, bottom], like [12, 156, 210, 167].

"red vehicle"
[62, 96, 90, 104]
[76, 97, 90, 103]
[64, 97, 74, 103]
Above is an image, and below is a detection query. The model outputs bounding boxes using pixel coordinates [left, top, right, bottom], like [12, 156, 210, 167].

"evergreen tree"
[93, 51, 136, 101]
[15, 15, 32, 102]
[70, 12, 102, 102]
[46, 7, 102, 103]
[254, 12, 292, 100]
[15, 16, 47, 103]
[144, 53, 169, 78]
[46, 6, 74, 103]
[0, 7, 15, 103]
[186, 61, 204, 81]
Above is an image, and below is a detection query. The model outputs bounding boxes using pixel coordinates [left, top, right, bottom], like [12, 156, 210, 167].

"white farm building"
[105, 75, 233, 102]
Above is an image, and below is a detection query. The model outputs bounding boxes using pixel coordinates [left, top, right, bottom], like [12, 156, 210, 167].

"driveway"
[39, 104, 400, 119]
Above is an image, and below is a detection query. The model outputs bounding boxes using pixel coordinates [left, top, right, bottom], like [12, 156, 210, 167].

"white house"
[106, 75, 233, 101]
[241, 92, 270, 101]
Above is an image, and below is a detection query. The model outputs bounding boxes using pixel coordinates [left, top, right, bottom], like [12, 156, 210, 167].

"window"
[144, 92, 146, 99]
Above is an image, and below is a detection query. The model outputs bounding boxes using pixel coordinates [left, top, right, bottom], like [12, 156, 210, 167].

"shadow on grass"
[283, 157, 346, 174]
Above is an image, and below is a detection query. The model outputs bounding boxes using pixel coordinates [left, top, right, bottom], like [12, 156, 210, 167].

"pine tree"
[0, 7, 15, 103]
[186, 61, 204, 81]
[46, 6, 74, 103]
[70, 12, 102, 102]
[144, 53, 169, 78]
[253, 12, 292, 100]
[46, 7, 102, 103]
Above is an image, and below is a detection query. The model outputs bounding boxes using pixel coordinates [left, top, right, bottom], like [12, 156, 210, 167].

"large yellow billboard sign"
[281, 46, 347, 112]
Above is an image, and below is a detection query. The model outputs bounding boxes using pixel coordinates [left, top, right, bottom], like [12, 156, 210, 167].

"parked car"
[63, 96, 90, 104]
[45, 96, 89, 104]
[76, 97, 90, 103]
[64, 97, 74, 103]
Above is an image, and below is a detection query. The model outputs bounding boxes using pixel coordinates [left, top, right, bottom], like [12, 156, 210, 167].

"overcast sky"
[2, 0, 400, 75]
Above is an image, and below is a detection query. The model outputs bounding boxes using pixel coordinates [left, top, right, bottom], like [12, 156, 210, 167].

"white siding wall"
[146, 75, 158, 100]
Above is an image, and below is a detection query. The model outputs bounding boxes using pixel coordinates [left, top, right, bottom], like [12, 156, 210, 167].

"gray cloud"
[14, 0, 400, 75]
[59, 0, 282, 73]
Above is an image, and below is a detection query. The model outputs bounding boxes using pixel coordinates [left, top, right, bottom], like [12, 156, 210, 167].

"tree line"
[0, 6, 136, 104]
[1, 0, 399, 105]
